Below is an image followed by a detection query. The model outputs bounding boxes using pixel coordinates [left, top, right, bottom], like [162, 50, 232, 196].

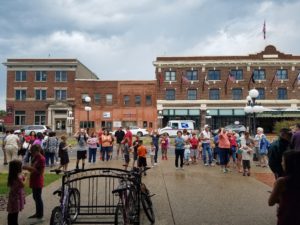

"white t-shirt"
[201, 130, 211, 144]
[5, 134, 19, 148]
[149, 146, 156, 156]
[241, 146, 253, 160]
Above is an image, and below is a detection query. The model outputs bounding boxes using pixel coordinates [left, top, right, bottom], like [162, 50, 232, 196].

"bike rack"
[60, 167, 140, 224]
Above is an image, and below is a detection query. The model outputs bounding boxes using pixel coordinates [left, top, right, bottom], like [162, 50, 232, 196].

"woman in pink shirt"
[218, 128, 231, 173]
[87, 132, 98, 163]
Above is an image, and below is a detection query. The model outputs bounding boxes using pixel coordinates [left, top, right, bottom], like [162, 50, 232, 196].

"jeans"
[88, 148, 97, 162]
[219, 148, 230, 166]
[231, 147, 237, 162]
[202, 143, 212, 164]
[154, 144, 159, 163]
[101, 146, 110, 161]
[45, 152, 55, 166]
[175, 149, 184, 168]
[32, 188, 43, 218]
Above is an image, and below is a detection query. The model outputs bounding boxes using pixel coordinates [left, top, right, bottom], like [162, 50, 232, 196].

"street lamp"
[244, 89, 264, 136]
[205, 110, 212, 128]
[67, 110, 74, 136]
[158, 110, 163, 129]
[84, 96, 92, 135]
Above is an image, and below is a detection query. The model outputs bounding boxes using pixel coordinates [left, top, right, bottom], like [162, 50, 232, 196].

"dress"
[7, 175, 25, 213]
[59, 142, 69, 165]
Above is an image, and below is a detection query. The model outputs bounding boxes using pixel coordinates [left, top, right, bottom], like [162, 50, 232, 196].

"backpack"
[46, 137, 58, 153]
[260, 136, 270, 154]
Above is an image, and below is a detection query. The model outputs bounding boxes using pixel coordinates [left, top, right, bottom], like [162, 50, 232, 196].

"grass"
[0, 173, 61, 196]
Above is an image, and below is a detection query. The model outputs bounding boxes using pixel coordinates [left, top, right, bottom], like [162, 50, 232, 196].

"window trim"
[35, 89, 47, 100]
[186, 70, 198, 81]
[15, 89, 26, 101]
[55, 71, 67, 82]
[165, 71, 176, 81]
[165, 89, 176, 100]
[208, 70, 221, 81]
[187, 89, 197, 100]
[35, 71, 47, 82]
[232, 88, 243, 100]
[15, 71, 27, 82]
[209, 89, 220, 100]
[55, 90, 67, 100]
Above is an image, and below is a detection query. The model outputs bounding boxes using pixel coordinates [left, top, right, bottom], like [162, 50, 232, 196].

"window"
[257, 88, 265, 100]
[187, 89, 197, 100]
[186, 71, 198, 80]
[80, 121, 95, 128]
[124, 95, 130, 106]
[146, 95, 152, 105]
[209, 89, 220, 100]
[55, 90, 67, 100]
[94, 93, 101, 105]
[231, 69, 243, 80]
[165, 89, 175, 100]
[232, 88, 243, 100]
[208, 70, 220, 80]
[15, 71, 27, 81]
[35, 111, 46, 125]
[135, 95, 141, 106]
[253, 69, 266, 80]
[15, 111, 26, 125]
[165, 71, 176, 81]
[55, 71, 67, 82]
[277, 69, 288, 80]
[15, 90, 26, 101]
[35, 71, 47, 81]
[277, 88, 287, 100]
[106, 94, 113, 105]
[35, 89, 46, 100]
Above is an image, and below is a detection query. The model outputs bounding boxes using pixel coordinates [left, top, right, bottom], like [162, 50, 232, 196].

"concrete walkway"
[0, 155, 277, 225]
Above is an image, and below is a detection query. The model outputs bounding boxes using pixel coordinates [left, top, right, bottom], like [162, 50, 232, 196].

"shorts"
[190, 148, 197, 157]
[77, 150, 87, 160]
[124, 154, 130, 164]
[242, 160, 251, 170]
[138, 157, 147, 167]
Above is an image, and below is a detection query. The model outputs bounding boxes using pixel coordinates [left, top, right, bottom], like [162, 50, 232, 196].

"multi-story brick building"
[153, 45, 300, 132]
[4, 59, 157, 133]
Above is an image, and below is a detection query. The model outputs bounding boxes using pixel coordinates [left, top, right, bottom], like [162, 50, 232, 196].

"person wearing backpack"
[74, 129, 88, 170]
[259, 133, 271, 168]
[268, 128, 292, 179]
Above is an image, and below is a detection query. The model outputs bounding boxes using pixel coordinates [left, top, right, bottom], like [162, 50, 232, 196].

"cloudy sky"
[1, 0, 300, 109]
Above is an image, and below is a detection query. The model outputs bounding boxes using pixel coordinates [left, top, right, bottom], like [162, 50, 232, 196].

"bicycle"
[112, 167, 155, 224]
[49, 169, 80, 225]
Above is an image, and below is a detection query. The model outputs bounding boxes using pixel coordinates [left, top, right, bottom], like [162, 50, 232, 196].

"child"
[149, 142, 156, 167]
[160, 134, 168, 160]
[137, 140, 147, 175]
[240, 143, 253, 176]
[132, 136, 140, 167]
[190, 133, 199, 164]
[7, 160, 26, 225]
[184, 140, 191, 166]
[56, 136, 71, 172]
[123, 139, 130, 170]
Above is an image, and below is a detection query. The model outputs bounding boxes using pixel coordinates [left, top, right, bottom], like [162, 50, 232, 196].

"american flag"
[297, 72, 300, 85]
[181, 75, 189, 84]
[228, 71, 236, 82]
[263, 20, 266, 40]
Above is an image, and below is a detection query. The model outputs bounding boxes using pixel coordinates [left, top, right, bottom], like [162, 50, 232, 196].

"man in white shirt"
[200, 125, 213, 166]
[4, 129, 20, 161]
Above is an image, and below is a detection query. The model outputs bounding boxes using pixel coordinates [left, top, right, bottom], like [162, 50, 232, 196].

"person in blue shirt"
[150, 130, 160, 165]
[175, 131, 185, 170]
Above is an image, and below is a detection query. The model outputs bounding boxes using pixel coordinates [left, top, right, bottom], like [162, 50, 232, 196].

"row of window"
[16, 89, 68, 101]
[15, 71, 67, 82]
[166, 88, 288, 100]
[15, 111, 46, 125]
[164, 69, 289, 81]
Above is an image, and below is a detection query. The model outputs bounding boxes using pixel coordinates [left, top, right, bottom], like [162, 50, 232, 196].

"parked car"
[14, 125, 52, 135]
[111, 126, 149, 137]
[212, 124, 246, 135]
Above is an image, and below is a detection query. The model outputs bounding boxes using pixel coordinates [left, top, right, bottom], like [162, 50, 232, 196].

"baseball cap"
[204, 124, 210, 128]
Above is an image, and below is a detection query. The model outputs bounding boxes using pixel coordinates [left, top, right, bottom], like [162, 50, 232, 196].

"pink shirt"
[218, 133, 231, 149]
[7, 175, 25, 213]
[30, 154, 45, 188]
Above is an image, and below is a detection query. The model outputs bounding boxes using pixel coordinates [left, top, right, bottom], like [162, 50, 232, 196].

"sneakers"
[223, 168, 227, 173]
[176, 167, 179, 170]
[210, 163, 215, 167]
[204, 163, 209, 166]
[154, 163, 157, 166]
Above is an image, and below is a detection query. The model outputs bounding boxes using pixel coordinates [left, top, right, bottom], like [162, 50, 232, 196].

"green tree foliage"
[274, 119, 300, 134]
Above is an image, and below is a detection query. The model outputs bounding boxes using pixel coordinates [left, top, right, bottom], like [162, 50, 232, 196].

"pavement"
[0, 148, 277, 225]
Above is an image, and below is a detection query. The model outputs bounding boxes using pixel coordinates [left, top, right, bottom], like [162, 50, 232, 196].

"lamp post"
[205, 110, 212, 128]
[84, 96, 92, 135]
[244, 89, 264, 136]
[158, 110, 163, 129]
[67, 110, 74, 136]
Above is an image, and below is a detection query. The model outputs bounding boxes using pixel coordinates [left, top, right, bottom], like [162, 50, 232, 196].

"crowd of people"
[2, 123, 300, 225]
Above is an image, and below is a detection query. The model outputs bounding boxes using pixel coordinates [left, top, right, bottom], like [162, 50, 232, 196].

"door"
[55, 120, 66, 130]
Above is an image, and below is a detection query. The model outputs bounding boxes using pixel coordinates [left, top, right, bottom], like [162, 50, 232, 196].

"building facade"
[153, 45, 300, 132]
[4, 59, 157, 133]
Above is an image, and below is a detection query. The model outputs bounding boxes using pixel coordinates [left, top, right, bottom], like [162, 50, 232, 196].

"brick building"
[153, 45, 300, 132]
[4, 59, 157, 133]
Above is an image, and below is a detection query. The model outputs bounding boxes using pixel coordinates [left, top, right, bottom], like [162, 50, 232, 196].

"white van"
[158, 120, 195, 136]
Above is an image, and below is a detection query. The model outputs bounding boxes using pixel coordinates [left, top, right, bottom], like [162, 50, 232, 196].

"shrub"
[274, 119, 300, 134]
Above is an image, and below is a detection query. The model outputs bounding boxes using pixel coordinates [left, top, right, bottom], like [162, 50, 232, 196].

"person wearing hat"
[200, 125, 213, 166]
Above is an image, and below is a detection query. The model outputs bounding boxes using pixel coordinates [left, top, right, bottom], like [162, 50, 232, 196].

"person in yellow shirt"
[137, 140, 147, 176]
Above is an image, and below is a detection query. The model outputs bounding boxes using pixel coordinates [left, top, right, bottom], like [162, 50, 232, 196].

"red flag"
[159, 72, 164, 85]
[263, 20, 266, 40]
[228, 71, 236, 82]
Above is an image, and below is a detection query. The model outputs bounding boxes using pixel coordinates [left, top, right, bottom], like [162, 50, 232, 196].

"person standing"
[114, 127, 125, 159]
[150, 130, 160, 165]
[101, 130, 113, 161]
[137, 140, 148, 176]
[200, 125, 213, 166]
[218, 128, 231, 173]
[149, 142, 156, 167]
[87, 132, 98, 163]
[174, 131, 185, 170]
[7, 160, 26, 225]
[74, 129, 88, 170]
[2, 130, 9, 165]
[56, 136, 70, 172]
[190, 133, 199, 164]
[44, 132, 58, 167]
[160, 133, 168, 160]
[22, 145, 45, 221]
[4, 130, 20, 162]
[268, 128, 292, 179]
[291, 123, 300, 151]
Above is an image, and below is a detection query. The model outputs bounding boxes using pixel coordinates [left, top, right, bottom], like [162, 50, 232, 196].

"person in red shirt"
[228, 131, 238, 169]
[137, 140, 147, 176]
[190, 133, 199, 164]
[123, 127, 133, 147]
[98, 128, 105, 160]
[23, 144, 45, 220]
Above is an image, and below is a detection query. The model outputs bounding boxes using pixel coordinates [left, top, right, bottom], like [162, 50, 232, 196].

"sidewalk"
[0, 154, 277, 225]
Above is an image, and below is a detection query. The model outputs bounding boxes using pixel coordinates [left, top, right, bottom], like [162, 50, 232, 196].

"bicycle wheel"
[141, 192, 155, 224]
[114, 204, 126, 225]
[50, 206, 69, 225]
[68, 188, 80, 222]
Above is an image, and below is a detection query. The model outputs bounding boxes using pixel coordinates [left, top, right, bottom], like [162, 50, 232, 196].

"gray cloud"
[1, 0, 300, 109]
